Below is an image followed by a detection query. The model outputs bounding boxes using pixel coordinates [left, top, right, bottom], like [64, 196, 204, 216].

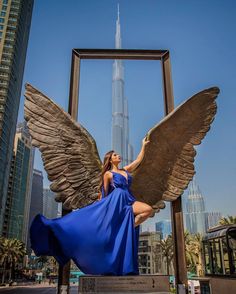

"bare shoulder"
[104, 171, 112, 178]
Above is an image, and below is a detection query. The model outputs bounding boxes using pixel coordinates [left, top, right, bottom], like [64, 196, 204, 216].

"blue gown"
[30, 170, 140, 275]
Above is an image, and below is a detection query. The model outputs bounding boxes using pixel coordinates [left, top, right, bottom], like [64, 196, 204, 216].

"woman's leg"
[132, 201, 154, 227]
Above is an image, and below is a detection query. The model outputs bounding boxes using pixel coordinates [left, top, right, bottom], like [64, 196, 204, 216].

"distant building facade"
[185, 177, 207, 235]
[112, 5, 133, 166]
[0, 0, 34, 234]
[2, 121, 34, 243]
[206, 212, 222, 230]
[138, 231, 162, 274]
[43, 188, 58, 219]
[57, 202, 62, 218]
[155, 220, 172, 239]
[27, 169, 43, 252]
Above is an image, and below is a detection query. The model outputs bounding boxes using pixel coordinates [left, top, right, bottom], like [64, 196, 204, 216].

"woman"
[30, 138, 153, 275]
[99, 137, 153, 227]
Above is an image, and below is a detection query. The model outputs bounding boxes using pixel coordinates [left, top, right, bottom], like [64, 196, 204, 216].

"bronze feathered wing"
[130, 87, 220, 210]
[24, 83, 102, 210]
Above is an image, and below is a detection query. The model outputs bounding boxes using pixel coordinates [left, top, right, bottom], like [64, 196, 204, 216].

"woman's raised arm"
[123, 137, 150, 173]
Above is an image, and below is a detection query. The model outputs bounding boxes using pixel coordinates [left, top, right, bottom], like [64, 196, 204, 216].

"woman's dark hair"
[98, 150, 114, 193]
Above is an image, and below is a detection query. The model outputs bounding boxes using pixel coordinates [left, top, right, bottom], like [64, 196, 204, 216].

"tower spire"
[115, 3, 121, 49]
[112, 4, 133, 166]
[118, 3, 120, 22]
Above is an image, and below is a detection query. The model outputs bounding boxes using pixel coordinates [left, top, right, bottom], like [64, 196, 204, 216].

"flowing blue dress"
[30, 170, 140, 275]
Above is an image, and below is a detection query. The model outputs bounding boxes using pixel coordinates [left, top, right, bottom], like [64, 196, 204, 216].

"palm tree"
[0, 238, 26, 284]
[184, 231, 205, 275]
[36, 256, 48, 270]
[46, 257, 58, 274]
[159, 231, 204, 276]
[160, 235, 174, 275]
[219, 215, 236, 225]
[184, 231, 198, 271]
[191, 233, 204, 276]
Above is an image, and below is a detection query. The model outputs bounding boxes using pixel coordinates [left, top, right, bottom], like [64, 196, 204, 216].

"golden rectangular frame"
[66, 48, 187, 293]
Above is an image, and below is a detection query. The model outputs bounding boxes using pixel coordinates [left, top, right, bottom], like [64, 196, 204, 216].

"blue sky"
[18, 0, 236, 230]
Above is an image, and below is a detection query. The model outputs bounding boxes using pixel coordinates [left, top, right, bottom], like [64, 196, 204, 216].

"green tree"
[0, 238, 26, 284]
[184, 231, 198, 271]
[160, 235, 174, 275]
[46, 257, 58, 274]
[184, 231, 204, 275]
[219, 215, 236, 225]
[159, 231, 203, 276]
[36, 256, 48, 270]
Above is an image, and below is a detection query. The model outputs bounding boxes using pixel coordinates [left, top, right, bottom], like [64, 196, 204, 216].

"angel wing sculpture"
[24, 84, 219, 212]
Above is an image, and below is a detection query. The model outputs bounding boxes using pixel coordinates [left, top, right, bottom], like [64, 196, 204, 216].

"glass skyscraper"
[185, 177, 207, 235]
[112, 5, 133, 166]
[2, 121, 34, 243]
[43, 188, 59, 219]
[206, 211, 222, 230]
[0, 0, 34, 234]
[27, 169, 43, 253]
[155, 219, 172, 240]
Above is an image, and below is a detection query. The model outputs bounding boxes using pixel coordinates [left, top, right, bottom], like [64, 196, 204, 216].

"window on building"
[2, 6, 7, 11]
[222, 237, 230, 274]
[1, 12, 6, 17]
[4, 42, 13, 48]
[9, 17, 17, 22]
[10, 11, 18, 16]
[0, 25, 3, 29]
[7, 24, 16, 29]
[12, 3, 20, 9]
[0, 18, 4, 23]
[0, 80, 8, 85]
[5, 35, 14, 41]
[1, 59, 11, 65]
[3, 0, 8, 4]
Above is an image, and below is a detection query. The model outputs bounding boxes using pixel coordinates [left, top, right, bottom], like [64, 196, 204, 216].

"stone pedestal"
[78, 275, 170, 293]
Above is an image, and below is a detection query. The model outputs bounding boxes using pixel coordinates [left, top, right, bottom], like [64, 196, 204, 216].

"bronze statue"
[26, 83, 219, 275]
[24, 83, 219, 212]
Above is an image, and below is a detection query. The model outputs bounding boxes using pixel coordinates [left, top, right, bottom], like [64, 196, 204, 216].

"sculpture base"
[78, 275, 170, 293]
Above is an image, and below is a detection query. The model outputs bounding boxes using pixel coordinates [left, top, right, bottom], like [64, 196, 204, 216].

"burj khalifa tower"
[112, 5, 134, 167]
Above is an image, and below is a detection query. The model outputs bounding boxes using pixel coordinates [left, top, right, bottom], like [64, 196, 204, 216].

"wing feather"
[130, 87, 219, 205]
[24, 83, 102, 210]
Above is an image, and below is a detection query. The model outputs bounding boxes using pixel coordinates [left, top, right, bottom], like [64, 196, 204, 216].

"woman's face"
[110, 152, 121, 165]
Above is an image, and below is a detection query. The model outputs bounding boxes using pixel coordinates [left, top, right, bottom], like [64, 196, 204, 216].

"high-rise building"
[0, 0, 34, 234]
[43, 188, 58, 219]
[206, 212, 222, 230]
[155, 220, 172, 240]
[112, 5, 133, 166]
[27, 169, 43, 252]
[57, 202, 62, 218]
[138, 231, 162, 274]
[184, 177, 207, 235]
[2, 121, 34, 243]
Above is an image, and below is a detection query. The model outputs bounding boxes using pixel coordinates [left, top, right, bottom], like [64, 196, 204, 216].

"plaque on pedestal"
[78, 275, 170, 293]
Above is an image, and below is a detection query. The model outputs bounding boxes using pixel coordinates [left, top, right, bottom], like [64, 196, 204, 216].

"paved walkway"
[0, 284, 78, 293]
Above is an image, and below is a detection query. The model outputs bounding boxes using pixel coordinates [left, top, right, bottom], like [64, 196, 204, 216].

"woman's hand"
[124, 137, 150, 173]
[97, 192, 102, 201]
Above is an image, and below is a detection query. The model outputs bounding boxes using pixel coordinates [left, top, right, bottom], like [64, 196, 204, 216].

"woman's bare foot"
[132, 200, 154, 227]
[134, 214, 143, 227]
